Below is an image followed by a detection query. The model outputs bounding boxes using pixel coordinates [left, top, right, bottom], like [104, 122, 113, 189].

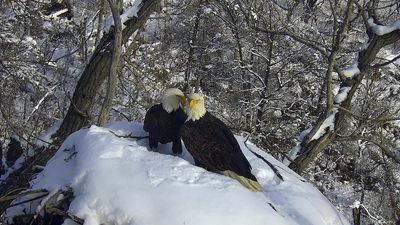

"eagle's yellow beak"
[188, 99, 199, 109]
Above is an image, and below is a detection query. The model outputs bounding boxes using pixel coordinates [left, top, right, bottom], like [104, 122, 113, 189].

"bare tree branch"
[372, 54, 400, 68]
[336, 135, 400, 164]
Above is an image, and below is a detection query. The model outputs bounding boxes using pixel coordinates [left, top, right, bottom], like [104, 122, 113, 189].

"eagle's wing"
[204, 115, 254, 177]
[143, 105, 159, 132]
[181, 113, 261, 191]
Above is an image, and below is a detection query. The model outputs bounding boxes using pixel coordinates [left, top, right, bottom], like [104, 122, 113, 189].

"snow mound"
[6, 121, 350, 225]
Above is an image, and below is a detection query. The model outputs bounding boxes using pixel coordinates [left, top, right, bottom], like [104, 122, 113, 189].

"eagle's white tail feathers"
[223, 170, 262, 192]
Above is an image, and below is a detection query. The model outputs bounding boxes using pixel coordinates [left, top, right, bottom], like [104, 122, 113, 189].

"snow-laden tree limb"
[0, 0, 162, 215]
[25, 85, 58, 123]
[288, 18, 400, 173]
[55, 0, 161, 143]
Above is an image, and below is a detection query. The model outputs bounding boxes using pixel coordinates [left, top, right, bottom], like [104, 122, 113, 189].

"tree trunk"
[352, 207, 361, 225]
[183, 0, 202, 93]
[95, 0, 105, 46]
[54, 0, 162, 144]
[256, 33, 273, 132]
[97, 0, 123, 126]
[0, 141, 3, 175]
[0, 0, 162, 215]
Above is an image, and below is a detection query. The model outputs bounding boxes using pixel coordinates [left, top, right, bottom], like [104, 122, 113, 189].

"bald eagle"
[180, 93, 262, 192]
[143, 88, 187, 154]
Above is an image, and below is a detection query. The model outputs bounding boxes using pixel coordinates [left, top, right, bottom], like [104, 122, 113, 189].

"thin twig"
[0, 188, 27, 201]
[334, 105, 362, 119]
[25, 85, 58, 123]
[48, 207, 84, 224]
[336, 135, 400, 164]
[111, 108, 131, 121]
[360, 204, 381, 222]
[372, 54, 400, 68]
[108, 129, 148, 139]
[8, 193, 49, 208]
[30, 188, 62, 225]
[0, 189, 48, 202]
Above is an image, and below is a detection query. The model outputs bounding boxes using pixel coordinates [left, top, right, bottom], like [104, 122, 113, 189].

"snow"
[24, 36, 37, 46]
[284, 127, 312, 164]
[342, 63, 360, 78]
[51, 47, 67, 61]
[104, 0, 143, 33]
[285, 143, 302, 165]
[6, 121, 350, 225]
[203, 7, 212, 14]
[0, 121, 61, 182]
[350, 200, 360, 209]
[47, 8, 69, 18]
[34, 120, 62, 148]
[273, 110, 282, 118]
[310, 109, 338, 141]
[334, 86, 351, 104]
[368, 18, 400, 36]
[42, 21, 53, 31]
[251, 11, 258, 21]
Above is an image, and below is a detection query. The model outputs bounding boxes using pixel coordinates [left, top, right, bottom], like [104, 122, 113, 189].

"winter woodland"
[0, 0, 399, 224]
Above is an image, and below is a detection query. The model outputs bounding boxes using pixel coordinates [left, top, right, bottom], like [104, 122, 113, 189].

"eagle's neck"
[162, 96, 180, 113]
[186, 104, 206, 122]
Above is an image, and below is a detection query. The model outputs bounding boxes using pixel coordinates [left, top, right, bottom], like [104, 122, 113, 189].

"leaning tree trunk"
[289, 27, 400, 174]
[0, 0, 161, 215]
[97, 0, 123, 126]
[55, 0, 161, 143]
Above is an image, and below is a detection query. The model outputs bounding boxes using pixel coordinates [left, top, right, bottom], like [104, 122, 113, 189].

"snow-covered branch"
[25, 85, 58, 123]
[103, 0, 143, 32]
[289, 16, 400, 173]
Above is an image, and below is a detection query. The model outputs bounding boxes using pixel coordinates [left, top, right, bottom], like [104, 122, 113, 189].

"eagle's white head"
[186, 93, 206, 121]
[162, 88, 186, 113]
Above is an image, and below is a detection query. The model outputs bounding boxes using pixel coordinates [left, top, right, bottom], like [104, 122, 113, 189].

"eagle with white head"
[181, 93, 262, 192]
[143, 88, 187, 154]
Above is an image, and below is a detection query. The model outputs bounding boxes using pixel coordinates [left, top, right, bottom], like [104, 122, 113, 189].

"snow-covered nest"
[5, 121, 350, 225]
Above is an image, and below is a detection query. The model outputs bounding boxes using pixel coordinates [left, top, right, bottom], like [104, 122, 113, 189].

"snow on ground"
[5, 121, 350, 225]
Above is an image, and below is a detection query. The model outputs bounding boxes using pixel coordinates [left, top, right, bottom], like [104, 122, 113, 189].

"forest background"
[0, 0, 399, 224]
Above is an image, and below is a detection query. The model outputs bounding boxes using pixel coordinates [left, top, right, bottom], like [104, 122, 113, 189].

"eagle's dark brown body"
[143, 104, 187, 154]
[180, 112, 257, 182]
